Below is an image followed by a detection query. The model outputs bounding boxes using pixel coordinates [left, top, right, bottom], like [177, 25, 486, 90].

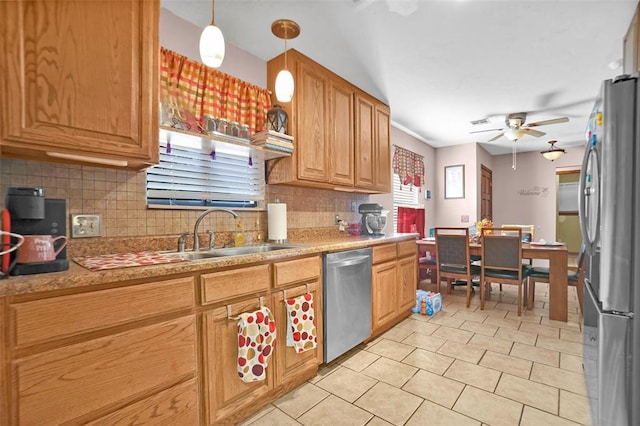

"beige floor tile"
[397, 318, 441, 335]
[444, 359, 501, 392]
[560, 390, 593, 426]
[559, 353, 584, 374]
[429, 315, 466, 329]
[452, 309, 488, 322]
[510, 342, 560, 367]
[247, 407, 300, 425]
[361, 356, 418, 387]
[340, 349, 381, 372]
[380, 326, 413, 342]
[298, 395, 373, 426]
[484, 315, 521, 330]
[520, 321, 561, 338]
[401, 331, 447, 352]
[493, 301, 521, 313]
[560, 328, 583, 343]
[453, 385, 523, 426]
[308, 360, 340, 384]
[315, 366, 378, 403]
[402, 347, 455, 375]
[479, 351, 532, 379]
[520, 406, 582, 426]
[495, 373, 559, 414]
[437, 340, 486, 364]
[446, 301, 479, 312]
[238, 404, 276, 425]
[274, 382, 330, 419]
[355, 382, 423, 425]
[495, 327, 538, 345]
[406, 400, 481, 426]
[536, 335, 583, 356]
[402, 369, 465, 408]
[506, 310, 543, 324]
[367, 338, 415, 361]
[365, 417, 393, 426]
[530, 363, 588, 396]
[432, 325, 474, 344]
[541, 317, 582, 331]
[480, 305, 508, 318]
[460, 320, 498, 336]
[468, 334, 514, 354]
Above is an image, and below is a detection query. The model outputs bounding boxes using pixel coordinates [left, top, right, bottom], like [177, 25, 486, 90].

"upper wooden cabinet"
[0, 0, 159, 170]
[267, 50, 391, 193]
[624, 5, 640, 74]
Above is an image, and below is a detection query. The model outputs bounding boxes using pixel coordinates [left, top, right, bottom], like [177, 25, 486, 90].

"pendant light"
[199, 0, 225, 68]
[271, 19, 300, 103]
[541, 140, 566, 161]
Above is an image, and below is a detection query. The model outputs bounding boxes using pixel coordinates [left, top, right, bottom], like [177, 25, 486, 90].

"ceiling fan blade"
[525, 117, 569, 127]
[522, 128, 546, 137]
[487, 132, 506, 142]
[470, 128, 503, 134]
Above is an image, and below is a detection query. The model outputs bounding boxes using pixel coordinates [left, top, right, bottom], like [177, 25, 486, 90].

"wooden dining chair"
[435, 227, 481, 307]
[480, 227, 531, 315]
[527, 243, 586, 313]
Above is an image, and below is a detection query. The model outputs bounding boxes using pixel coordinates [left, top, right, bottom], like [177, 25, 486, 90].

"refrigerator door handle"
[578, 144, 600, 256]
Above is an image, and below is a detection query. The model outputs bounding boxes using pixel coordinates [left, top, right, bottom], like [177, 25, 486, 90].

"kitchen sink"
[167, 244, 303, 261]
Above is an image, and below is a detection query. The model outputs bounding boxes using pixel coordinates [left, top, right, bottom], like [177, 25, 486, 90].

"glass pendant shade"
[275, 69, 294, 102]
[541, 140, 566, 161]
[199, 24, 225, 68]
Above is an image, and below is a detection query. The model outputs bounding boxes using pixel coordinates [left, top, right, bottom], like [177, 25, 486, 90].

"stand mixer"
[358, 204, 389, 236]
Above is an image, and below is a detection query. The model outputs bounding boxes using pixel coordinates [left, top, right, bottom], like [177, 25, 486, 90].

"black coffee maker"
[5, 187, 69, 275]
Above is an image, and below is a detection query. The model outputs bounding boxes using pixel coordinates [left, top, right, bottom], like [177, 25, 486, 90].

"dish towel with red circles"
[286, 293, 318, 353]
[237, 307, 276, 382]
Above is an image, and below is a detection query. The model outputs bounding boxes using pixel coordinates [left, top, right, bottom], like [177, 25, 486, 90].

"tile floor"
[239, 280, 591, 426]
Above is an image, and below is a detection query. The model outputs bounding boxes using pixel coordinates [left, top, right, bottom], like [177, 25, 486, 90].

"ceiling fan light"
[275, 69, 294, 102]
[505, 128, 526, 141]
[541, 140, 566, 161]
[199, 24, 225, 68]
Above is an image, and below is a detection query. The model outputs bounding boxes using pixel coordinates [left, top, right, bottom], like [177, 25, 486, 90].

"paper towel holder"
[268, 238, 289, 244]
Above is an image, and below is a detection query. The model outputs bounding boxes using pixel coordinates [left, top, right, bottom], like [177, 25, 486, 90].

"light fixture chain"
[512, 142, 517, 171]
[211, 0, 215, 25]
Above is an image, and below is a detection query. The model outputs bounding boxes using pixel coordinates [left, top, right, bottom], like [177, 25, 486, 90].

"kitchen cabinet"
[0, 0, 159, 170]
[4, 276, 197, 425]
[371, 240, 418, 336]
[266, 49, 390, 193]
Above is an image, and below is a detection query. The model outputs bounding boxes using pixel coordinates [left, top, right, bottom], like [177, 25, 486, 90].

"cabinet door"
[328, 79, 355, 186]
[272, 280, 323, 388]
[0, 0, 159, 169]
[397, 255, 418, 315]
[355, 93, 376, 189]
[375, 104, 392, 192]
[202, 298, 274, 425]
[372, 261, 397, 332]
[296, 59, 330, 182]
[624, 10, 639, 73]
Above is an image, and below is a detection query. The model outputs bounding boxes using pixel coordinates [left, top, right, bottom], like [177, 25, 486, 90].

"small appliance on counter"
[5, 187, 69, 275]
[358, 203, 388, 237]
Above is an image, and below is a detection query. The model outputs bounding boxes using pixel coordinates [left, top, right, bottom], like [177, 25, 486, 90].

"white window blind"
[146, 136, 264, 208]
[392, 172, 420, 230]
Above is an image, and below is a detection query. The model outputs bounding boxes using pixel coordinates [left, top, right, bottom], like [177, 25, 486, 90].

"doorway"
[556, 168, 582, 259]
[481, 165, 493, 221]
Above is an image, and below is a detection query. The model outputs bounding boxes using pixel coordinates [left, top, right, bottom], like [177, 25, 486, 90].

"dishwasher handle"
[327, 255, 371, 268]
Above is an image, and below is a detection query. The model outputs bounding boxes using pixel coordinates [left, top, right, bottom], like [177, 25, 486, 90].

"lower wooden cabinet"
[372, 260, 398, 331]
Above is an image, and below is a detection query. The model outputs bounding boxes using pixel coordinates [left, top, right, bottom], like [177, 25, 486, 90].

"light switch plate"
[71, 214, 102, 238]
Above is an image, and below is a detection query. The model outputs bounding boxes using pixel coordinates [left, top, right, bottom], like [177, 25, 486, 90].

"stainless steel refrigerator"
[579, 75, 640, 426]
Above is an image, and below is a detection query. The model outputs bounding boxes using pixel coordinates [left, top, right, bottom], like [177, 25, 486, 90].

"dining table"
[416, 238, 570, 322]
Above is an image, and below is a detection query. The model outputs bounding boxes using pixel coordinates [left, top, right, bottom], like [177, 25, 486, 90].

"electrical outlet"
[351, 201, 357, 212]
[71, 214, 102, 238]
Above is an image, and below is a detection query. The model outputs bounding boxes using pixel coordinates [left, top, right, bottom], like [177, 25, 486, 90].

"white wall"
[491, 146, 584, 242]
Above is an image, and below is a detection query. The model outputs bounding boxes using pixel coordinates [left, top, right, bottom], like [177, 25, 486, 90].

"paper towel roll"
[267, 203, 287, 242]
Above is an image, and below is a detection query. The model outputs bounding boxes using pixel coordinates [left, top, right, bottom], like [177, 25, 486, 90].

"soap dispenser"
[234, 220, 246, 247]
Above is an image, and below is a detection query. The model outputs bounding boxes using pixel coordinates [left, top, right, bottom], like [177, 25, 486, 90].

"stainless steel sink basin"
[167, 244, 303, 261]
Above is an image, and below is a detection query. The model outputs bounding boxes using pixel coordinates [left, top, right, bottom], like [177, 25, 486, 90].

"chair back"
[576, 243, 586, 273]
[435, 227, 470, 269]
[482, 227, 523, 278]
[501, 224, 534, 243]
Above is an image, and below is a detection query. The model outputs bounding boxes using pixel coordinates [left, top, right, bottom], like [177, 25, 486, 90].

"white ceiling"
[161, 0, 637, 155]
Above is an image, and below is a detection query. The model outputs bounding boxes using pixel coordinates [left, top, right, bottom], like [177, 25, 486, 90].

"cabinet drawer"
[15, 316, 196, 425]
[201, 264, 271, 305]
[12, 277, 195, 347]
[373, 243, 397, 264]
[397, 240, 417, 258]
[273, 256, 320, 288]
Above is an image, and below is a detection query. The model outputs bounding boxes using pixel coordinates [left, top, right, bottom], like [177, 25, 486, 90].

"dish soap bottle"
[234, 220, 246, 247]
[255, 219, 264, 244]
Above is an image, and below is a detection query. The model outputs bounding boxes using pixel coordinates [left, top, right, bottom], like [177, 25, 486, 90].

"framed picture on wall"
[445, 165, 465, 199]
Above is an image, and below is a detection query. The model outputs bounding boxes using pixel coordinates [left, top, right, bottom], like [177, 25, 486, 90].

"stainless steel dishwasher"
[323, 247, 372, 363]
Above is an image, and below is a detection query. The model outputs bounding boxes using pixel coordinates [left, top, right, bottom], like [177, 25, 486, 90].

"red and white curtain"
[393, 146, 425, 188]
[397, 206, 426, 239]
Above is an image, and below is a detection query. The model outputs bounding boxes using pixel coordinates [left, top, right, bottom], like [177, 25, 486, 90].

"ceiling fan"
[470, 112, 569, 142]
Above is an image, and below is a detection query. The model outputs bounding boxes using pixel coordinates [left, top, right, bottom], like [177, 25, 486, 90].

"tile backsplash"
[1, 158, 368, 251]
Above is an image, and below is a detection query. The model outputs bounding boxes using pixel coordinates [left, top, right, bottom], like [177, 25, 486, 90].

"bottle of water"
[426, 298, 434, 316]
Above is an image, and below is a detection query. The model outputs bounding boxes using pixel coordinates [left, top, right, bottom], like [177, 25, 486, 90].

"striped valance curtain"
[392, 145, 425, 188]
[160, 47, 272, 135]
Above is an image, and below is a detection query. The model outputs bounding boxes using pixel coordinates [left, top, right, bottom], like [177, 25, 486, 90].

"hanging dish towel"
[237, 307, 276, 383]
[286, 293, 318, 353]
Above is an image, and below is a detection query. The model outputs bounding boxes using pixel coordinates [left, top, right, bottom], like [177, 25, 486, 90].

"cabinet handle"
[226, 296, 265, 320]
[282, 283, 311, 300]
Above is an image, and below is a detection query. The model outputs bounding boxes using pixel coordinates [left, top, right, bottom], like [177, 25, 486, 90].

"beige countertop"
[0, 234, 417, 297]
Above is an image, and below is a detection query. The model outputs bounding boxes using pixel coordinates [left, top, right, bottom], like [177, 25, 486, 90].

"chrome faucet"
[193, 208, 239, 251]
